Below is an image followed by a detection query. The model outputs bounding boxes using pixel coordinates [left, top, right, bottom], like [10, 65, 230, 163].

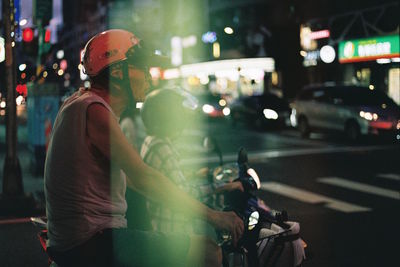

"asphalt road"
[176, 119, 400, 267]
[1, 118, 399, 266]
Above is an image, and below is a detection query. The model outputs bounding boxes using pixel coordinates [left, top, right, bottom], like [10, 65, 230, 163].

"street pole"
[2, 0, 23, 196]
[1, 0, 36, 216]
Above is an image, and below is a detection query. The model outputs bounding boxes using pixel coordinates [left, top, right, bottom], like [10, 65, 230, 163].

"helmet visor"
[125, 42, 170, 70]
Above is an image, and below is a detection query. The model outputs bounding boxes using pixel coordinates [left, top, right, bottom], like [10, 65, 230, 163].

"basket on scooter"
[256, 221, 305, 267]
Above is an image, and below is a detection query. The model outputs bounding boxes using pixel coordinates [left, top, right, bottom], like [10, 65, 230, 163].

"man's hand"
[210, 210, 244, 247]
[218, 181, 244, 193]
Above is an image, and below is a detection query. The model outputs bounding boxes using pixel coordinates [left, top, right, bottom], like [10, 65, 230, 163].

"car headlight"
[359, 111, 378, 121]
[222, 107, 230, 116]
[263, 109, 278, 120]
[202, 104, 215, 114]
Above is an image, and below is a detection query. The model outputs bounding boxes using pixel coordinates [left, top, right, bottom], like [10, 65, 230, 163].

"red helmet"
[82, 29, 141, 76]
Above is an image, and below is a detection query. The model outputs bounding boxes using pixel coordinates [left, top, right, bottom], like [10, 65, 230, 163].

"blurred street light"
[224, 26, 234, 34]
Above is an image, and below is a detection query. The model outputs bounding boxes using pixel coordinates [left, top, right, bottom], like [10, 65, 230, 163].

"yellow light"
[271, 72, 278, 86]
[219, 99, 227, 106]
[213, 42, 220, 58]
[187, 76, 200, 86]
[43, 71, 48, 78]
[369, 85, 374, 90]
[300, 51, 307, 57]
[53, 63, 58, 70]
[58, 69, 64, 76]
[224, 27, 234, 34]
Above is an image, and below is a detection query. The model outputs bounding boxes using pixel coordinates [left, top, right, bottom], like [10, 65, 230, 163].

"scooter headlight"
[248, 211, 259, 230]
[247, 168, 261, 189]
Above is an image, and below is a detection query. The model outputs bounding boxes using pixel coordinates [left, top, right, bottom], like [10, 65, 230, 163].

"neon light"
[309, 30, 330, 40]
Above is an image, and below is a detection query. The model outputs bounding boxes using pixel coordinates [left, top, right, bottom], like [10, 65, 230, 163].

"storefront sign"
[310, 30, 330, 40]
[339, 35, 400, 63]
[303, 50, 319, 67]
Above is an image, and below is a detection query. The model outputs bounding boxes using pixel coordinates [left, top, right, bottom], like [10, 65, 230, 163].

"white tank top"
[44, 88, 127, 251]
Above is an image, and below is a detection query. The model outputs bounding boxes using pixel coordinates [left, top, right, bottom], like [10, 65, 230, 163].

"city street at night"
[1, 120, 399, 266]
[1, 0, 399, 266]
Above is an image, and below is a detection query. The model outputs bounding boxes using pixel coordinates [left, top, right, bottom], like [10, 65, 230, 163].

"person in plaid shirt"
[140, 88, 243, 235]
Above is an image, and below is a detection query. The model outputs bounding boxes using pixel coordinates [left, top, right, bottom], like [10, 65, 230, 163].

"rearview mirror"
[203, 137, 215, 152]
[203, 136, 223, 166]
[237, 147, 248, 165]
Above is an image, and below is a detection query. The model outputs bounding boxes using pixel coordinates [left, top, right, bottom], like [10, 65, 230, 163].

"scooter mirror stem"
[203, 136, 223, 166]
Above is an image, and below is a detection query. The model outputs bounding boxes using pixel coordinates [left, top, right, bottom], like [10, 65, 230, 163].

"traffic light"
[44, 29, 51, 43]
[21, 27, 52, 58]
[22, 28, 34, 42]
[42, 29, 51, 53]
[22, 27, 38, 57]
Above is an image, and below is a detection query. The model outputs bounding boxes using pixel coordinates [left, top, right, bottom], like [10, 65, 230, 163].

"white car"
[290, 84, 400, 140]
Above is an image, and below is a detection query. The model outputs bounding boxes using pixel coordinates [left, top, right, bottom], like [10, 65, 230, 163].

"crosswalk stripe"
[180, 145, 395, 165]
[377, 173, 400, 181]
[260, 182, 371, 213]
[317, 177, 400, 200]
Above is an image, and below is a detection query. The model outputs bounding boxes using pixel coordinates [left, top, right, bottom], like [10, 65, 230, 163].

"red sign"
[310, 30, 330, 40]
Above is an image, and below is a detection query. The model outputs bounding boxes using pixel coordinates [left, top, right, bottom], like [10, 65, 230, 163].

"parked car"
[291, 84, 400, 140]
[229, 93, 291, 129]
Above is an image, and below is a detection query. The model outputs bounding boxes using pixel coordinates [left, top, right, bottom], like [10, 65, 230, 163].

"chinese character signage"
[339, 35, 399, 63]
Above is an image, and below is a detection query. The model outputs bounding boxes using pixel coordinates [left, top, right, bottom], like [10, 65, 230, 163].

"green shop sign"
[339, 35, 399, 63]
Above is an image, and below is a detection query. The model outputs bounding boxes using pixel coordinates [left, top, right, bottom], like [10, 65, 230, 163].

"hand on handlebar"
[212, 210, 244, 247]
[223, 181, 245, 192]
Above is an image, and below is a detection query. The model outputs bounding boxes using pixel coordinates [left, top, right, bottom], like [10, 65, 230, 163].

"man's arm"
[87, 103, 244, 243]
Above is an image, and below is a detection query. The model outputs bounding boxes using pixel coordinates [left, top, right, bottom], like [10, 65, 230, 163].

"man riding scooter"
[44, 29, 243, 267]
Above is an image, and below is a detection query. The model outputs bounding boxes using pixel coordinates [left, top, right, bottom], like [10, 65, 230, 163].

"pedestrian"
[44, 29, 243, 267]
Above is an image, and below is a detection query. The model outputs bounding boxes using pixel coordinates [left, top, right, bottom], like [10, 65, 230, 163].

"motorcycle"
[31, 140, 307, 267]
[30, 216, 57, 266]
[204, 137, 307, 267]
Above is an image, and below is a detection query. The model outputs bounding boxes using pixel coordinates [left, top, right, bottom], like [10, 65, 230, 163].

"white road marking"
[377, 173, 400, 181]
[181, 145, 395, 165]
[318, 177, 400, 200]
[260, 181, 371, 213]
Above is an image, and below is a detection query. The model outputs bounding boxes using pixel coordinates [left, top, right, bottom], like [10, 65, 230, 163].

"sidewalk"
[0, 122, 45, 218]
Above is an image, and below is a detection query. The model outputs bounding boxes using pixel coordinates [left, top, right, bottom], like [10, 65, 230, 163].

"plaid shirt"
[140, 136, 218, 234]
